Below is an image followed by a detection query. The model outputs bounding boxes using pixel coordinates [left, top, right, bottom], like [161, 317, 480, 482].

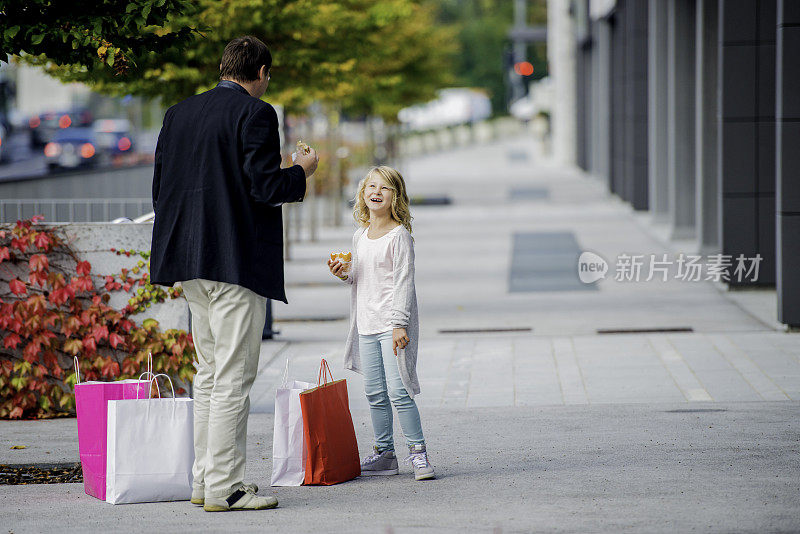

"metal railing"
[0, 198, 153, 224]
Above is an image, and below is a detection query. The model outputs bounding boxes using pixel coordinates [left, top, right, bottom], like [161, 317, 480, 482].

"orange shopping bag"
[299, 359, 361, 485]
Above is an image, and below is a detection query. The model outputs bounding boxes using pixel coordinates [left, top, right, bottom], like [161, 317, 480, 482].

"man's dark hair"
[219, 36, 272, 82]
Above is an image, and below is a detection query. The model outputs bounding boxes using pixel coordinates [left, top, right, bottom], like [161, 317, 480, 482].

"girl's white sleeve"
[390, 231, 414, 328]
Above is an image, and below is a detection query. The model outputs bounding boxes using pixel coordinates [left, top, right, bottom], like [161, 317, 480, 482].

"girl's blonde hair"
[353, 166, 413, 233]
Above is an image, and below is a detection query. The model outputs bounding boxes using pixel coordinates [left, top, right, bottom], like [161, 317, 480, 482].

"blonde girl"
[327, 166, 434, 481]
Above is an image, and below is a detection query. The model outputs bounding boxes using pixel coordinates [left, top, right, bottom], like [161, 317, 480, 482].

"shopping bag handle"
[136, 373, 175, 400]
[137, 352, 156, 382]
[75, 352, 155, 386]
[282, 358, 290, 388]
[317, 358, 334, 386]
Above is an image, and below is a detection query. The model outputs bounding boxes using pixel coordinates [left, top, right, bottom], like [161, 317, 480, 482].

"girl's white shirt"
[354, 225, 402, 335]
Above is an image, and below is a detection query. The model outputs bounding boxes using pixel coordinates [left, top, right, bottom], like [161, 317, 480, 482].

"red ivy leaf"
[70, 276, 93, 293]
[109, 332, 125, 349]
[76, 261, 92, 276]
[48, 288, 69, 307]
[61, 315, 81, 336]
[29, 270, 48, 287]
[26, 294, 46, 316]
[33, 231, 52, 250]
[23, 341, 41, 363]
[91, 324, 109, 344]
[83, 336, 97, 354]
[50, 272, 67, 290]
[10, 237, 28, 253]
[9, 278, 26, 296]
[101, 358, 120, 378]
[30, 215, 44, 223]
[9, 406, 23, 419]
[3, 333, 21, 349]
[29, 254, 49, 272]
[0, 246, 9, 264]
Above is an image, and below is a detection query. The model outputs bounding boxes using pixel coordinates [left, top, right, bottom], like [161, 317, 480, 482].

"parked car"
[44, 127, 99, 171]
[30, 108, 93, 147]
[0, 123, 6, 163]
[93, 118, 135, 156]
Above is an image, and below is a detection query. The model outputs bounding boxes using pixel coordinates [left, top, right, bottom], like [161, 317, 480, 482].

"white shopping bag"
[271, 360, 314, 486]
[105, 374, 194, 504]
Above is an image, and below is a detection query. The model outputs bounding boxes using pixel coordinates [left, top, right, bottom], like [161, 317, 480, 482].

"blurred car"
[93, 119, 135, 156]
[44, 127, 99, 171]
[0, 122, 6, 163]
[398, 88, 492, 132]
[30, 108, 93, 147]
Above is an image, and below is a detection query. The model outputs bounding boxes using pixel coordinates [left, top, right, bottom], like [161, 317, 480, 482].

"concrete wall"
[51, 223, 189, 332]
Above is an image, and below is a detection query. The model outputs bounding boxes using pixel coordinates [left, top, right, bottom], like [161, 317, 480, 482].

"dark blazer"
[150, 80, 306, 302]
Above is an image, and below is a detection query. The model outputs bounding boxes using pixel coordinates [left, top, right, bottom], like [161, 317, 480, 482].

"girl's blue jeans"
[359, 331, 425, 452]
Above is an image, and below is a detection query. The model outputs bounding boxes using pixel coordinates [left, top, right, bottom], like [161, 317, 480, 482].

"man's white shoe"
[203, 484, 277, 512]
[191, 483, 258, 506]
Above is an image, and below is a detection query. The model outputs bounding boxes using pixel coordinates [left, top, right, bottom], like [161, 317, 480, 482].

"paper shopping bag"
[271, 360, 315, 486]
[299, 359, 360, 485]
[105, 374, 194, 504]
[73, 356, 152, 501]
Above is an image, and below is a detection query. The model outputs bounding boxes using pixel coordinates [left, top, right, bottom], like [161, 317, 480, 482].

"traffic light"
[514, 61, 534, 76]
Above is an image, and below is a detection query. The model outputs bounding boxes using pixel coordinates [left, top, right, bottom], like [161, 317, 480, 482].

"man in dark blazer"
[150, 35, 318, 512]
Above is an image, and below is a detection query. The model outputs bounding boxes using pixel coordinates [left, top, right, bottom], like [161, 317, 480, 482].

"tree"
[343, 0, 457, 122]
[0, 0, 204, 75]
[15, 0, 455, 116]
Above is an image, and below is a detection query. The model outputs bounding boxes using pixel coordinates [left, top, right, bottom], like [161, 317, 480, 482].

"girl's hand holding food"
[327, 259, 348, 280]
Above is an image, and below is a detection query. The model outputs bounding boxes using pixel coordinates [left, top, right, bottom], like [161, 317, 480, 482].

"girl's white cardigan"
[341, 226, 421, 397]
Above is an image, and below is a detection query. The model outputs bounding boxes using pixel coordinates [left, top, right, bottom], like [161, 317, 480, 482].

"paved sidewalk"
[250, 134, 799, 414]
[3, 402, 800, 533]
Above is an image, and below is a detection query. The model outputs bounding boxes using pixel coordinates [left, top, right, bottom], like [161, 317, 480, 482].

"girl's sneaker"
[405, 444, 435, 480]
[360, 446, 399, 475]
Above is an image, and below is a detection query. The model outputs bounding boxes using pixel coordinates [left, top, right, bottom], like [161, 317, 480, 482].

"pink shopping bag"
[73, 356, 152, 500]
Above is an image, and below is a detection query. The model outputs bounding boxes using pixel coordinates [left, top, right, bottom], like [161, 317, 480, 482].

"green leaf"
[31, 34, 45, 45]
[156, 0, 166, 6]
[4, 26, 20, 39]
[107, 48, 115, 66]
[142, 4, 151, 20]
[126, 3, 138, 13]
[72, 39, 79, 49]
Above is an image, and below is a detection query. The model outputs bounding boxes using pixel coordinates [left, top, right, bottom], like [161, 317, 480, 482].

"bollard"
[262, 299, 276, 339]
